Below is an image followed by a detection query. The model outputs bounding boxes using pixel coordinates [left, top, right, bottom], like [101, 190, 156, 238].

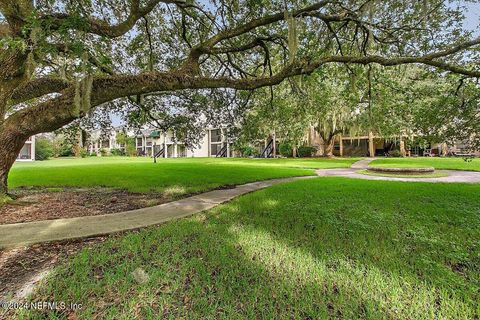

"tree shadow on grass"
[19, 178, 480, 319]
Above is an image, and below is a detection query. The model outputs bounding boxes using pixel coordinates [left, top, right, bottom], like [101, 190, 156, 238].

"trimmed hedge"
[297, 146, 316, 157]
[279, 144, 292, 157]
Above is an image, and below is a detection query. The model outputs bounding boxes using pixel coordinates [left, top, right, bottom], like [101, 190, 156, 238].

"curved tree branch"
[0, 0, 33, 35]
[190, 0, 335, 56]
[42, 0, 186, 38]
[0, 22, 11, 38]
[10, 77, 71, 104]
[9, 37, 480, 138]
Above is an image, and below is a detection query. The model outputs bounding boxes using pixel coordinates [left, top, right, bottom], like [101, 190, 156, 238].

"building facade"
[135, 128, 233, 158]
[16, 136, 35, 161]
[15, 127, 477, 161]
[86, 128, 126, 155]
[306, 128, 479, 157]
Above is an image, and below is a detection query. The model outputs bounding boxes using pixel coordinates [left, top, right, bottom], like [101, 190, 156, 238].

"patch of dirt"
[0, 188, 170, 225]
[0, 237, 106, 300]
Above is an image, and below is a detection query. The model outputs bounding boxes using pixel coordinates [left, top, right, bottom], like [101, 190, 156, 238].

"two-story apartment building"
[80, 126, 233, 158]
[86, 128, 126, 155]
[16, 127, 477, 161]
[135, 128, 232, 158]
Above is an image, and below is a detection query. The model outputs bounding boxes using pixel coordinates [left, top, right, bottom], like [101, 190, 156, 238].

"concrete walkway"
[0, 176, 315, 248]
[2, 159, 479, 248]
[350, 158, 375, 169]
[317, 158, 480, 183]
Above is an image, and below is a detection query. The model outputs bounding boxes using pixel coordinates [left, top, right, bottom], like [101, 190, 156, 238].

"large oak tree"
[1, 0, 479, 196]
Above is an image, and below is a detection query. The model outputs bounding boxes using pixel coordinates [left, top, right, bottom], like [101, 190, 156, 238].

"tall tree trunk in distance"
[399, 138, 406, 157]
[272, 131, 276, 158]
[368, 131, 375, 157]
[441, 142, 448, 157]
[73, 129, 84, 157]
[319, 133, 336, 157]
[323, 137, 336, 157]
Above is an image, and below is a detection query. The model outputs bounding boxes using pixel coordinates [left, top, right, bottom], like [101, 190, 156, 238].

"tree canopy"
[0, 0, 479, 193]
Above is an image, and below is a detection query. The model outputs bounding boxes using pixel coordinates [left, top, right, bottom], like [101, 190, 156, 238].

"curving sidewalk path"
[317, 158, 480, 183]
[0, 176, 315, 248]
[2, 159, 479, 248]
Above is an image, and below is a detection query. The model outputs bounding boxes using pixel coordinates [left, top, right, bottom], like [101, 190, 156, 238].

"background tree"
[115, 131, 129, 156]
[239, 82, 311, 157]
[241, 65, 366, 158]
[366, 66, 480, 153]
[34, 137, 53, 160]
[0, 0, 479, 196]
[302, 66, 365, 156]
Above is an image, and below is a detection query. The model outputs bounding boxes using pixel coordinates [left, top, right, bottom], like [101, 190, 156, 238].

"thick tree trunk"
[0, 84, 80, 196]
[0, 166, 8, 196]
[0, 35, 31, 197]
[319, 133, 336, 157]
[323, 137, 336, 157]
[0, 125, 29, 195]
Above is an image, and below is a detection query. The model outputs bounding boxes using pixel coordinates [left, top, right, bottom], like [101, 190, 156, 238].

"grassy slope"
[9, 157, 358, 195]
[370, 157, 480, 171]
[22, 178, 480, 319]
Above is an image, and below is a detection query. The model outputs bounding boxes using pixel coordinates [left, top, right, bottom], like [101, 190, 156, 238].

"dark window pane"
[211, 129, 222, 143]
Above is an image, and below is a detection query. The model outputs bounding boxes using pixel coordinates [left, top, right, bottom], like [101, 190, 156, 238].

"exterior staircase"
[216, 145, 228, 157]
[260, 139, 274, 158]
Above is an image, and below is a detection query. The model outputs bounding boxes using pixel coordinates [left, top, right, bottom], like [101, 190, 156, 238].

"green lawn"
[21, 178, 480, 319]
[9, 157, 358, 195]
[370, 157, 480, 171]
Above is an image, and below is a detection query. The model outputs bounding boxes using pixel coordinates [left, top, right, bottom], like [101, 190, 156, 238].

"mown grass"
[9, 157, 357, 195]
[370, 157, 480, 171]
[20, 178, 480, 319]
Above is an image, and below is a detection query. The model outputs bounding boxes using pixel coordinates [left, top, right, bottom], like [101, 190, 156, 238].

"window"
[167, 145, 174, 157]
[17, 144, 32, 159]
[178, 145, 187, 157]
[210, 129, 222, 143]
[136, 138, 143, 146]
[211, 144, 222, 156]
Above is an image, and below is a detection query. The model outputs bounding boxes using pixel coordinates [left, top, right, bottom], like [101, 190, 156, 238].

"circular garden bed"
[366, 166, 435, 174]
[359, 166, 447, 178]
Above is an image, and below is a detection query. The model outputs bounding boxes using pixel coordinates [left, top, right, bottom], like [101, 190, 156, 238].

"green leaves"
[0, 36, 28, 52]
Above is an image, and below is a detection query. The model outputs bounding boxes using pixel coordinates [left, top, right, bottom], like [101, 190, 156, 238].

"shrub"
[58, 143, 75, 157]
[126, 138, 137, 157]
[297, 146, 316, 157]
[35, 138, 54, 161]
[79, 149, 89, 158]
[100, 148, 109, 156]
[236, 145, 255, 157]
[279, 144, 293, 157]
[387, 150, 403, 157]
[110, 148, 124, 156]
